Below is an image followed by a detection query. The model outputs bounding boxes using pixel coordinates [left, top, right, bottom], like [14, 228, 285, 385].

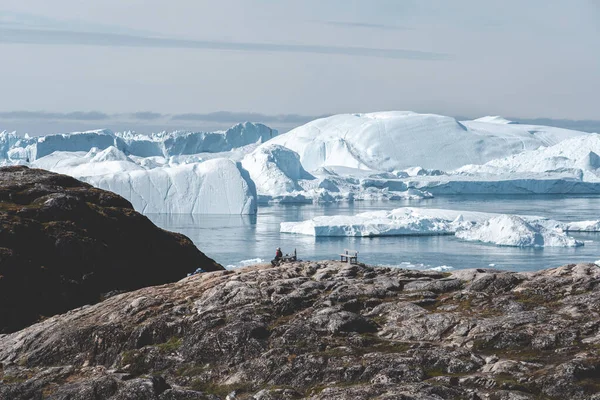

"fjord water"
[147, 195, 600, 272]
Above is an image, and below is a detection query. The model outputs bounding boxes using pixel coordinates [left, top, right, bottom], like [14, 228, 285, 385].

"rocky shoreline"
[1, 260, 599, 399]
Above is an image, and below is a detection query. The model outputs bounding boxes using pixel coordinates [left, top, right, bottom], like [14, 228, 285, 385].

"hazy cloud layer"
[318, 20, 409, 31]
[0, 27, 448, 60]
[0, 1, 598, 119]
[2, 110, 599, 136]
[0, 111, 110, 120]
[170, 111, 328, 124]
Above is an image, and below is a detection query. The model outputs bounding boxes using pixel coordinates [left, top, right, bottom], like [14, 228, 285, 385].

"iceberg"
[6, 112, 600, 209]
[3, 123, 277, 162]
[404, 135, 600, 194]
[32, 148, 257, 214]
[33, 147, 144, 177]
[265, 111, 589, 171]
[280, 208, 488, 237]
[455, 215, 583, 248]
[281, 207, 594, 247]
[241, 145, 433, 203]
[456, 135, 600, 176]
[241, 144, 315, 197]
[85, 158, 257, 214]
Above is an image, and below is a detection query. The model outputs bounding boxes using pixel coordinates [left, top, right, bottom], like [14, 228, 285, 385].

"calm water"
[147, 195, 600, 272]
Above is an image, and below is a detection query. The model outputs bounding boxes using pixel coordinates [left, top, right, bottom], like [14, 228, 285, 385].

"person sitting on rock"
[271, 247, 283, 266]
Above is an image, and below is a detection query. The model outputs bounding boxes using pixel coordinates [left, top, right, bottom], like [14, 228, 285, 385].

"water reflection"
[147, 195, 600, 272]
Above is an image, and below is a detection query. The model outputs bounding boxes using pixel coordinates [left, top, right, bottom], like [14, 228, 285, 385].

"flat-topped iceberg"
[33, 148, 257, 214]
[280, 208, 489, 237]
[266, 111, 588, 171]
[87, 158, 257, 214]
[281, 207, 594, 247]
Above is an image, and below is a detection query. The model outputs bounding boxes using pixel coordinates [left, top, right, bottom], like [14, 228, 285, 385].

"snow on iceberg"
[281, 207, 592, 247]
[455, 215, 583, 247]
[265, 111, 588, 171]
[473, 116, 516, 124]
[33, 147, 144, 177]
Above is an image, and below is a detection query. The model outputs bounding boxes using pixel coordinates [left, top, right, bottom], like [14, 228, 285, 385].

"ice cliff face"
[86, 158, 257, 214]
[33, 148, 258, 214]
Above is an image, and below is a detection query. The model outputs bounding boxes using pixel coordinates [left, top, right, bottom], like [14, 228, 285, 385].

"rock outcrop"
[1, 260, 599, 399]
[0, 166, 222, 333]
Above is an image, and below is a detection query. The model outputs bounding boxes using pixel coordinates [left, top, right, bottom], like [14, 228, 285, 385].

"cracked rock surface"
[1, 260, 599, 399]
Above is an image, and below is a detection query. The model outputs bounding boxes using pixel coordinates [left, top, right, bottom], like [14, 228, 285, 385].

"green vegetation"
[176, 363, 209, 377]
[1, 374, 28, 384]
[189, 381, 254, 397]
[156, 336, 182, 353]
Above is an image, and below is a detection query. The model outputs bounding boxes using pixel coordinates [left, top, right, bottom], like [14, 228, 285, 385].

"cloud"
[130, 111, 163, 120]
[320, 20, 409, 31]
[170, 111, 327, 124]
[510, 118, 600, 134]
[0, 111, 109, 120]
[0, 27, 449, 60]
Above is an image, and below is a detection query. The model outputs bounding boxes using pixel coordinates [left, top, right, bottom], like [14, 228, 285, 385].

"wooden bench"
[340, 249, 358, 264]
[282, 249, 297, 262]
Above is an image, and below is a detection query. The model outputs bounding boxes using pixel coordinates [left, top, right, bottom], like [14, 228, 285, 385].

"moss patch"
[156, 336, 182, 353]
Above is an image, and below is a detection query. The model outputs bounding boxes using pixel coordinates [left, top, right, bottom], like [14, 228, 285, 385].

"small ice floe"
[380, 262, 454, 272]
[225, 258, 265, 270]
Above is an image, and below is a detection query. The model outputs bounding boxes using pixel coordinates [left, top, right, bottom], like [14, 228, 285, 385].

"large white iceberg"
[281, 207, 594, 247]
[455, 215, 583, 247]
[280, 208, 488, 237]
[6, 112, 600, 210]
[32, 148, 257, 214]
[87, 159, 257, 214]
[266, 111, 589, 171]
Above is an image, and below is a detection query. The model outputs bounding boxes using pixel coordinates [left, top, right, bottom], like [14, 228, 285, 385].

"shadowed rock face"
[1, 260, 599, 399]
[0, 166, 222, 333]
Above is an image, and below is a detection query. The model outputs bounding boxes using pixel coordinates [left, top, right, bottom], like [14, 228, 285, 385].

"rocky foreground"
[0, 166, 222, 333]
[1, 260, 599, 399]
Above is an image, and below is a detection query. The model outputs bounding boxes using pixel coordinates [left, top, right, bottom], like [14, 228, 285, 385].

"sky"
[0, 0, 599, 134]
